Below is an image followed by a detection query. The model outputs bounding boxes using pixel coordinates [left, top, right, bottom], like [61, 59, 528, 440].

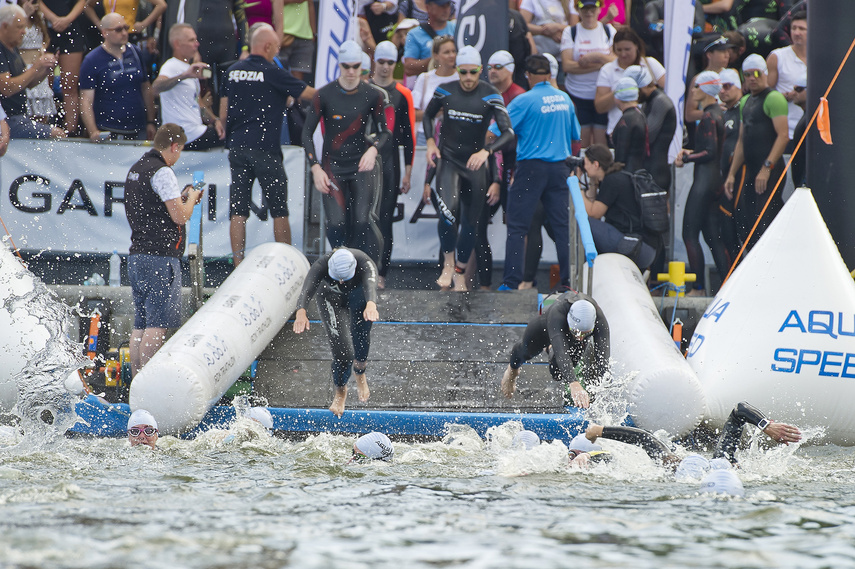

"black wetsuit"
[370, 80, 415, 278]
[612, 106, 648, 175]
[508, 291, 610, 387]
[295, 248, 379, 387]
[303, 82, 391, 263]
[681, 103, 727, 291]
[719, 99, 744, 263]
[643, 88, 677, 190]
[423, 80, 514, 265]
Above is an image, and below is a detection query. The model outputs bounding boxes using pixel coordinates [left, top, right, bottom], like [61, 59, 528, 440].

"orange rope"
[0, 214, 23, 261]
[721, 34, 855, 285]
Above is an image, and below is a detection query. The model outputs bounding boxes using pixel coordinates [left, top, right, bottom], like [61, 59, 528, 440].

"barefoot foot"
[501, 365, 520, 398]
[329, 385, 347, 417]
[354, 372, 370, 402]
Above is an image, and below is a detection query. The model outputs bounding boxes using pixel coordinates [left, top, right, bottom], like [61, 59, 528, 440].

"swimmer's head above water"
[567, 300, 597, 339]
[328, 249, 358, 282]
[128, 409, 158, 448]
[350, 432, 394, 463]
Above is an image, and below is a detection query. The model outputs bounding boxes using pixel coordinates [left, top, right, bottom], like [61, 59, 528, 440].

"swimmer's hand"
[763, 421, 802, 445]
[467, 149, 489, 171]
[425, 139, 441, 168]
[359, 145, 378, 172]
[293, 308, 310, 333]
[311, 164, 332, 194]
[423, 184, 432, 205]
[486, 182, 500, 206]
[585, 424, 603, 442]
[568, 381, 590, 409]
[363, 301, 379, 322]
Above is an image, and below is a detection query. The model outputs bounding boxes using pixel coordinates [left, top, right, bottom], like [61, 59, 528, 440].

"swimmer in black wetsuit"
[676, 71, 728, 296]
[717, 68, 745, 267]
[501, 292, 610, 408]
[303, 41, 391, 265]
[611, 77, 648, 175]
[293, 248, 379, 418]
[423, 45, 514, 292]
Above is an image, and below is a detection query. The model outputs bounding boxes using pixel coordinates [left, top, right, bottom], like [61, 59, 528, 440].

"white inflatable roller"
[592, 253, 705, 436]
[688, 188, 855, 445]
[0, 243, 54, 411]
[129, 242, 310, 434]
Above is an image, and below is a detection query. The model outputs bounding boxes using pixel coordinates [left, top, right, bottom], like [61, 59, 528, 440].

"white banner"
[664, 0, 695, 162]
[315, 0, 358, 89]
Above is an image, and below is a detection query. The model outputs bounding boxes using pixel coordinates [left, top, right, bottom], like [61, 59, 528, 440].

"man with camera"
[153, 23, 224, 151]
[494, 54, 581, 291]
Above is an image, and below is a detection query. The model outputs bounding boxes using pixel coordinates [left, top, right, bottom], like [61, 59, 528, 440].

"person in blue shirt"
[493, 54, 581, 291]
[402, 0, 456, 81]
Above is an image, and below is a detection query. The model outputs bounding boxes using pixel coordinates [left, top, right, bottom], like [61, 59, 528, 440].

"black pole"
[807, 2, 855, 270]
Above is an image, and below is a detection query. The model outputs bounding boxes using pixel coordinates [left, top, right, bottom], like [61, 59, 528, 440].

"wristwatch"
[757, 417, 770, 430]
[763, 159, 773, 169]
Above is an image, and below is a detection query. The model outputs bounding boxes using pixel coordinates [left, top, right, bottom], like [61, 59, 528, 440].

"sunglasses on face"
[108, 25, 130, 33]
[340, 63, 361, 70]
[486, 63, 507, 71]
[376, 59, 396, 66]
[457, 67, 481, 75]
[128, 426, 158, 437]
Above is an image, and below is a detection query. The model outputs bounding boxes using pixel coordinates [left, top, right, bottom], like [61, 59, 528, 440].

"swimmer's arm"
[295, 258, 326, 311]
[600, 426, 672, 461]
[589, 306, 611, 381]
[546, 303, 577, 384]
[354, 249, 379, 304]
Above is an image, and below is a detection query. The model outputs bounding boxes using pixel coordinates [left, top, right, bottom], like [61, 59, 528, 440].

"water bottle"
[109, 250, 121, 287]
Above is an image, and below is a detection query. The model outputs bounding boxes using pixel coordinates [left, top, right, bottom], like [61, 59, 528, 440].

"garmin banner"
[455, 0, 508, 57]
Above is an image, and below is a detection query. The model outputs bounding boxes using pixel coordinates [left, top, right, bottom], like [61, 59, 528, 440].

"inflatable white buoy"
[688, 188, 855, 445]
[592, 253, 705, 436]
[129, 243, 310, 434]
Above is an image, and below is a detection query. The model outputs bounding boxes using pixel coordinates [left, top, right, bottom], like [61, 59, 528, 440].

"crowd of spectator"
[0, 0, 809, 293]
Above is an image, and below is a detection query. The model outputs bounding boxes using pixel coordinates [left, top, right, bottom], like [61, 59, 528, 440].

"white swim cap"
[700, 469, 745, 497]
[247, 407, 273, 430]
[695, 70, 722, 97]
[709, 457, 733, 470]
[354, 432, 394, 461]
[568, 433, 602, 453]
[613, 77, 639, 102]
[567, 300, 597, 334]
[742, 53, 767, 74]
[543, 53, 558, 80]
[488, 50, 515, 75]
[456, 45, 482, 68]
[624, 64, 653, 88]
[374, 40, 398, 63]
[361, 52, 371, 71]
[719, 68, 741, 91]
[339, 40, 363, 65]
[128, 409, 158, 430]
[512, 430, 541, 450]
[328, 249, 357, 281]
[674, 454, 710, 480]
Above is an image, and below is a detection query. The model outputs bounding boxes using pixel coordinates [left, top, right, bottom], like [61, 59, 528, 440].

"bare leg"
[273, 216, 291, 245]
[130, 329, 144, 378]
[230, 215, 247, 266]
[437, 251, 455, 289]
[330, 384, 347, 417]
[138, 327, 167, 372]
[353, 360, 370, 402]
[579, 125, 592, 148]
[59, 52, 81, 134]
[592, 127, 608, 146]
[501, 364, 520, 398]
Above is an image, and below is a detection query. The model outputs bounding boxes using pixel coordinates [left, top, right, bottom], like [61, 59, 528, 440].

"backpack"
[570, 22, 613, 43]
[622, 169, 669, 234]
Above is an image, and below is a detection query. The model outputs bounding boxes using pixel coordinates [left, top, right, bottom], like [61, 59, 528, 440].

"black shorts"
[228, 147, 289, 218]
[569, 94, 608, 128]
[49, 22, 87, 55]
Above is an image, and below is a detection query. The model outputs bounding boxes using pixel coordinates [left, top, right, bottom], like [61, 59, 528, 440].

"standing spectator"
[38, 0, 85, 134]
[370, 40, 415, 288]
[594, 27, 665, 136]
[402, 0, 455, 85]
[598, 0, 629, 26]
[399, 0, 456, 24]
[125, 124, 202, 376]
[508, 8, 535, 90]
[79, 12, 156, 140]
[423, 46, 513, 292]
[767, 9, 806, 142]
[280, 0, 315, 82]
[411, 34, 456, 145]
[625, 63, 676, 190]
[18, 0, 56, 124]
[724, 54, 789, 253]
[717, 67, 745, 264]
[611, 76, 646, 174]
[359, 0, 402, 46]
[686, 36, 731, 125]
[496, 54, 580, 291]
[389, 17, 418, 81]
[519, 0, 577, 60]
[675, 71, 726, 296]
[560, 0, 616, 147]
[220, 24, 314, 265]
[0, 4, 63, 139]
[302, 41, 389, 264]
[154, 24, 224, 151]
[85, 0, 165, 40]
[245, 0, 283, 30]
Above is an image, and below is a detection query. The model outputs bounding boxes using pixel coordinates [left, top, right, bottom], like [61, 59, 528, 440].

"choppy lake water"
[1, 419, 854, 569]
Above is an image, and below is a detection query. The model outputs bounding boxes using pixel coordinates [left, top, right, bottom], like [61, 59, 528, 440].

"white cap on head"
[247, 407, 273, 430]
[567, 300, 597, 334]
[396, 18, 419, 31]
[709, 457, 733, 470]
[543, 53, 558, 79]
[488, 50, 515, 75]
[568, 433, 602, 453]
[374, 40, 398, 63]
[128, 409, 157, 430]
[696, 70, 722, 97]
[674, 454, 711, 480]
[354, 432, 394, 461]
[614, 77, 639, 102]
[361, 52, 371, 71]
[339, 40, 363, 65]
[512, 430, 541, 450]
[456, 45, 482, 68]
[699, 469, 745, 497]
[624, 64, 653, 88]
[742, 53, 768, 74]
[328, 249, 357, 281]
[719, 68, 742, 90]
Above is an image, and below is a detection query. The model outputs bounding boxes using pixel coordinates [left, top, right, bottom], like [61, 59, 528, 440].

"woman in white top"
[411, 35, 457, 146]
[767, 11, 806, 140]
[594, 27, 666, 135]
[560, 0, 616, 146]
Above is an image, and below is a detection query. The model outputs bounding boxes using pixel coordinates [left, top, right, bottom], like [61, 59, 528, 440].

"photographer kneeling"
[580, 144, 655, 270]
